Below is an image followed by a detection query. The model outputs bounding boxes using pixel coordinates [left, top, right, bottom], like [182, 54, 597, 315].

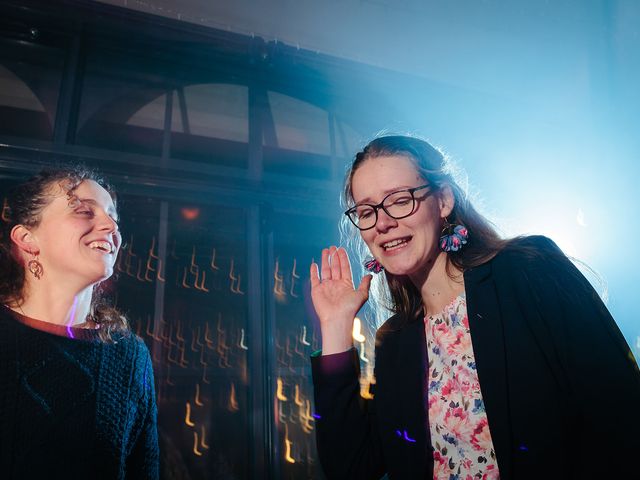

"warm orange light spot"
[181, 207, 200, 220]
[284, 426, 295, 464]
[192, 431, 203, 456]
[228, 382, 239, 412]
[195, 383, 204, 407]
[294, 384, 304, 407]
[185, 402, 195, 427]
[300, 399, 314, 434]
[200, 425, 209, 450]
[360, 376, 375, 400]
[276, 378, 288, 401]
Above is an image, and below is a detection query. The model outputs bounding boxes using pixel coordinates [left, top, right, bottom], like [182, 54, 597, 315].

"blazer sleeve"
[520, 236, 640, 474]
[311, 347, 385, 480]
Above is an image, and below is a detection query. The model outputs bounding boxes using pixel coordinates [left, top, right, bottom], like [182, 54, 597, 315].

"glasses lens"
[352, 205, 376, 230]
[383, 191, 415, 219]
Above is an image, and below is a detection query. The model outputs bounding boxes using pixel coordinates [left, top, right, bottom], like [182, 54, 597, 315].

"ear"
[10, 224, 39, 257]
[437, 184, 455, 219]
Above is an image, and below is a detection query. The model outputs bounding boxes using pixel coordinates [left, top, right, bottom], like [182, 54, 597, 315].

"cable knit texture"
[0, 306, 159, 479]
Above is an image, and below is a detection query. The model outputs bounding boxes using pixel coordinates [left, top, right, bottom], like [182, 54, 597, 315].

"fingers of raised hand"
[320, 247, 332, 281]
[310, 262, 320, 288]
[329, 246, 342, 281]
[336, 247, 353, 281]
[314, 246, 354, 285]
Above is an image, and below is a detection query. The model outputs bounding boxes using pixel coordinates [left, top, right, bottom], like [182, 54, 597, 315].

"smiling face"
[350, 155, 453, 278]
[22, 179, 121, 288]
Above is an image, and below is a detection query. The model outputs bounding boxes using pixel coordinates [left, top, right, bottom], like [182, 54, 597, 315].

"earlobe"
[438, 185, 456, 218]
[10, 225, 39, 256]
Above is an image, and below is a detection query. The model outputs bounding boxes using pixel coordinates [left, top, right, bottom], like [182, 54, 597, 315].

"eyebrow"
[353, 185, 416, 205]
[75, 198, 119, 220]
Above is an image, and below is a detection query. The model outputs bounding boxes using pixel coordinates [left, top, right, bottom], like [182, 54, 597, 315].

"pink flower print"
[482, 464, 500, 480]
[471, 418, 494, 451]
[432, 320, 457, 353]
[461, 313, 470, 329]
[432, 450, 449, 478]
[428, 394, 445, 420]
[441, 378, 458, 398]
[444, 407, 473, 439]
[454, 365, 480, 397]
[448, 329, 472, 356]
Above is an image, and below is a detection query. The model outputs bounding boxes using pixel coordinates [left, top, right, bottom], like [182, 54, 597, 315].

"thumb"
[357, 274, 373, 299]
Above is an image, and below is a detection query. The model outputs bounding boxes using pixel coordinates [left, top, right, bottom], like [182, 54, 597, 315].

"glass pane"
[0, 38, 64, 141]
[157, 201, 250, 479]
[267, 91, 330, 155]
[171, 84, 249, 168]
[334, 116, 365, 160]
[271, 212, 337, 479]
[182, 84, 248, 142]
[76, 49, 166, 156]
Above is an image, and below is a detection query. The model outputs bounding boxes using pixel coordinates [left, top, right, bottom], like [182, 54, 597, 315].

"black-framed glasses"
[344, 184, 432, 231]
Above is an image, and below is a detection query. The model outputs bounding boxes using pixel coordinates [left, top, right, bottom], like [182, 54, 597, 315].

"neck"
[409, 251, 464, 317]
[13, 278, 94, 327]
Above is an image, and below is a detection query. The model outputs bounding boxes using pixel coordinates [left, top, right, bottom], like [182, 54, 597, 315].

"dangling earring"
[439, 218, 468, 252]
[363, 256, 384, 274]
[27, 252, 43, 279]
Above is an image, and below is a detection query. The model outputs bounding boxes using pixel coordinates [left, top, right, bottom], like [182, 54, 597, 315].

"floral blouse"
[424, 293, 500, 480]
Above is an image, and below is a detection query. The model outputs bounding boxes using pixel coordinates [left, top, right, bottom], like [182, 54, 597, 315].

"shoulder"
[489, 235, 571, 275]
[111, 334, 155, 396]
[498, 235, 563, 261]
[107, 332, 153, 368]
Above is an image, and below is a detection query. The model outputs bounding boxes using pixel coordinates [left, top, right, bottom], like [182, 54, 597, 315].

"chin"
[90, 267, 114, 284]
[381, 263, 414, 277]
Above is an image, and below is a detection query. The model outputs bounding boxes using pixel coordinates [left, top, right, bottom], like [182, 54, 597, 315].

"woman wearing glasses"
[309, 135, 640, 479]
[0, 167, 159, 479]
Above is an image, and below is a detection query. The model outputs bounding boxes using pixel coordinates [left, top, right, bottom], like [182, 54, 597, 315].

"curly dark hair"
[0, 166, 128, 342]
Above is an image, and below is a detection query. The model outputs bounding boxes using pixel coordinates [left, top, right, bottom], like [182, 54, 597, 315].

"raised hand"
[310, 246, 372, 355]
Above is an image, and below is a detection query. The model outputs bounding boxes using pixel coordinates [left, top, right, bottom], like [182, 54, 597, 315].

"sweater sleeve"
[126, 340, 159, 479]
[311, 347, 386, 480]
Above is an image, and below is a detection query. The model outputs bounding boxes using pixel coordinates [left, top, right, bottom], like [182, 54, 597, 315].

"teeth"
[383, 238, 408, 250]
[89, 241, 113, 253]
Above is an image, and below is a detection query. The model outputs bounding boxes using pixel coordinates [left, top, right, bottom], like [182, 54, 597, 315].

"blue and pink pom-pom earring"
[363, 256, 384, 273]
[439, 219, 468, 252]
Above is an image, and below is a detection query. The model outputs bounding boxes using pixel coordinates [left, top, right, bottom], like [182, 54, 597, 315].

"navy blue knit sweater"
[0, 306, 159, 479]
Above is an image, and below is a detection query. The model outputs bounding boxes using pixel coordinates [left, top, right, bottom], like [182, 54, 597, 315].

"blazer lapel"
[465, 264, 513, 478]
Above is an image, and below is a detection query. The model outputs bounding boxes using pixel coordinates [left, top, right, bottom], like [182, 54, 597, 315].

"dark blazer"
[311, 236, 640, 479]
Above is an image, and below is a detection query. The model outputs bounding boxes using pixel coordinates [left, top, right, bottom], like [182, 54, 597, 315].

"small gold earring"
[27, 253, 43, 280]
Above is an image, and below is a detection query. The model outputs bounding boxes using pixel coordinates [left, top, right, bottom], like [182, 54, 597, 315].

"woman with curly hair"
[0, 166, 159, 479]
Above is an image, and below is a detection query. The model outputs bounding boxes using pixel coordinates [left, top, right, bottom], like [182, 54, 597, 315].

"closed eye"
[357, 208, 375, 219]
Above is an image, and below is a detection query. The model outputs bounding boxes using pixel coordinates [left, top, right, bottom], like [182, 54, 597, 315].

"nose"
[97, 211, 119, 235]
[375, 208, 398, 232]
